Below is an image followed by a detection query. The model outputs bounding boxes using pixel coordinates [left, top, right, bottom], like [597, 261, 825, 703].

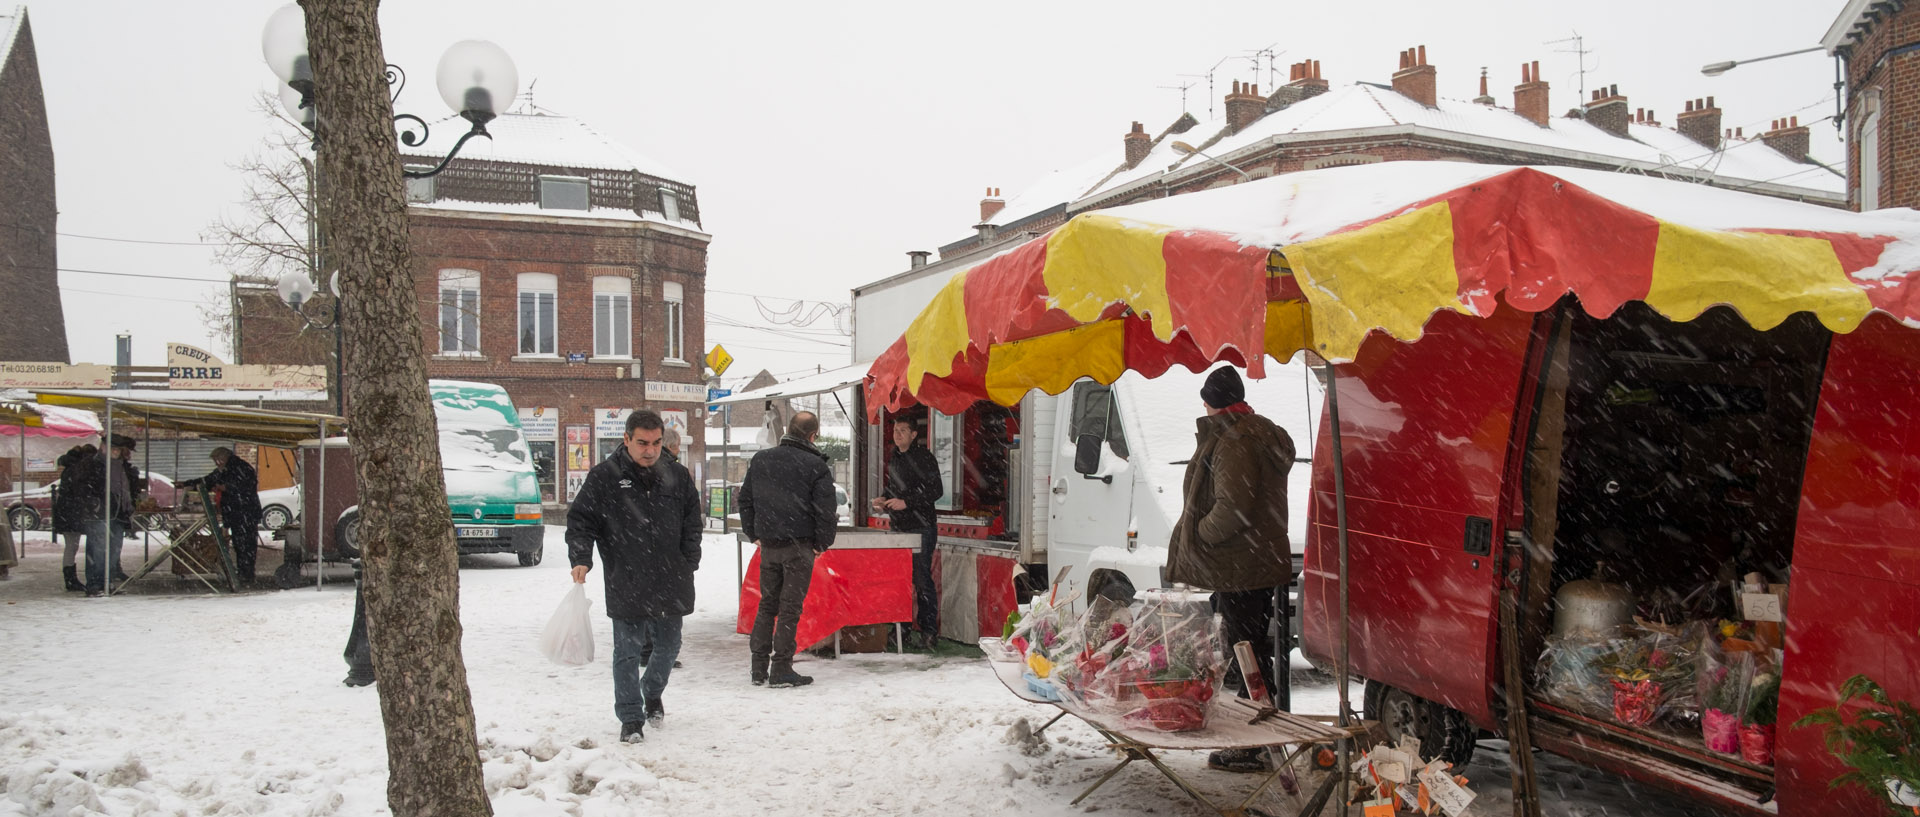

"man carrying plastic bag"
[538, 583, 595, 665]
[566, 410, 704, 745]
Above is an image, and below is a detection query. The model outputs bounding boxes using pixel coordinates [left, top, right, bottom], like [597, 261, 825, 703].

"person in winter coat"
[179, 448, 264, 582]
[871, 416, 943, 650]
[52, 445, 97, 592]
[738, 411, 837, 689]
[68, 436, 137, 597]
[1166, 366, 1295, 774]
[639, 425, 685, 671]
[567, 410, 703, 744]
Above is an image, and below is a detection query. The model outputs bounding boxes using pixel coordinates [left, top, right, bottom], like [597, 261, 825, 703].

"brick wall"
[0, 13, 66, 364]
[1842, 4, 1920, 210]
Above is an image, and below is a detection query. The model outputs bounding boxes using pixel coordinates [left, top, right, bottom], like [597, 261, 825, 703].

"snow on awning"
[31, 392, 346, 448]
[709, 361, 873, 406]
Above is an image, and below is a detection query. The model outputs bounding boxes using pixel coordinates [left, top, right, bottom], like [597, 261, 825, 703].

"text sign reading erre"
[167, 343, 326, 390]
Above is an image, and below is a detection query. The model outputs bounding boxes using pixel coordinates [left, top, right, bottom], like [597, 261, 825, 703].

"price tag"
[1399, 735, 1421, 764]
[1363, 797, 1396, 817]
[1742, 592, 1784, 622]
[1418, 765, 1477, 817]
[1374, 759, 1408, 784]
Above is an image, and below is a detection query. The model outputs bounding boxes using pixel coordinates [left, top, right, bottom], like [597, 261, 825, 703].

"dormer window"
[405, 166, 437, 203]
[660, 187, 681, 221]
[539, 175, 590, 210]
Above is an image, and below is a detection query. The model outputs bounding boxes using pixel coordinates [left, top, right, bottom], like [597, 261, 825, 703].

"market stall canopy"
[30, 391, 346, 447]
[709, 361, 873, 406]
[866, 161, 1920, 419]
[0, 401, 102, 438]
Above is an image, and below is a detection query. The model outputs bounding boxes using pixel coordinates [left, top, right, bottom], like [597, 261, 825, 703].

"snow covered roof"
[410, 197, 709, 236]
[977, 81, 1840, 245]
[0, 6, 26, 75]
[401, 110, 690, 185]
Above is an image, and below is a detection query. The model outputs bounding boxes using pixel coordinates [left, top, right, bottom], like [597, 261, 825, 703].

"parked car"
[257, 485, 301, 531]
[5, 472, 180, 531]
[834, 482, 851, 526]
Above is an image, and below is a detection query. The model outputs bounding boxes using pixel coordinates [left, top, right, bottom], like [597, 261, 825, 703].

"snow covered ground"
[0, 528, 1734, 816]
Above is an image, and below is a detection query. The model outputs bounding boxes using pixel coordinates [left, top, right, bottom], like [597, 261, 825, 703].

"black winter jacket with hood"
[566, 446, 704, 620]
[738, 435, 838, 549]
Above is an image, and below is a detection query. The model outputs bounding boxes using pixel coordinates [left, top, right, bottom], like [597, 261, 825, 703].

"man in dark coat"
[872, 416, 943, 650]
[52, 445, 96, 592]
[69, 435, 137, 597]
[180, 447, 264, 582]
[639, 425, 685, 671]
[568, 410, 702, 744]
[739, 411, 837, 689]
[1166, 366, 1295, 773]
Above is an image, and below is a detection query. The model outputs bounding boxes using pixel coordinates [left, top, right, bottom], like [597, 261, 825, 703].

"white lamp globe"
[435, 40, 517, 125]
[277, 271, 317, 310]
[277, 81, 315, 130]
[260, 4, 311, 87]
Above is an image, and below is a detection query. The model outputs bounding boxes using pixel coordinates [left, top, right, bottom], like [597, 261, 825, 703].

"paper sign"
[1363, 798, 1396, 817]
[1742, 592, 1784, 622]
[1418, 765, 1476, 817]
[1399, 736, 1421, 764]
[1368, 745, 1412, 783]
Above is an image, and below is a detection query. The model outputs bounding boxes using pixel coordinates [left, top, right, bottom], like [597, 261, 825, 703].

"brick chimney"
[979, 187, 1005, 223]
[1677, 97, 1722, 150]
[1762, 116, 1811, 163]
[1473, 67, 1495, 105]
[1392, 45, 1437, 108]
[1225, 80, 1264, 133]
[1123, 121, 1151, 168]
[1269, 60, 1329, 108]
[1514, 61, 1550, 127]
[1584, 84, 1629, 138]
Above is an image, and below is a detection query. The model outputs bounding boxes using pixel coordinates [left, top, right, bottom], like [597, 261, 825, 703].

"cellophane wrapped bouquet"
[1056, 589, 1226, 732]
[1007, 592, 1082, 700]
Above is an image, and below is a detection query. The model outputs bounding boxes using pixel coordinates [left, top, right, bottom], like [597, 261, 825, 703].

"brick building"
[0, 5, 65, 364]
[1826, 0, 1920, 211]
[236, 108, 708, 506]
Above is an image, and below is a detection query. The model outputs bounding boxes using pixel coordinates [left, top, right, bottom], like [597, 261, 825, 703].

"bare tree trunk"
[302, 1, 492, 814]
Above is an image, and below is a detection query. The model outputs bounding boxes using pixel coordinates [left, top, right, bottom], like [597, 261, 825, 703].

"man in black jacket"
[567, 410, 703, 744]
[739, 411, 837, 688]
[179, 447, 264, 582]
[872, 417, 943, 650]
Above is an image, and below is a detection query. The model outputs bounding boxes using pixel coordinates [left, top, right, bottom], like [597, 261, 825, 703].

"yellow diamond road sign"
[705, 345, 734, 377]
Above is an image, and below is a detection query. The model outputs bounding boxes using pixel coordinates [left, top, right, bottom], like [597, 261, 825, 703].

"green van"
[429, 380, 546, 565]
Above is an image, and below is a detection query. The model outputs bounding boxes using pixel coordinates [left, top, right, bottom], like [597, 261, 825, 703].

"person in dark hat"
[179, 447, 264, 583]
[69, 435, 137, 596]
[1167, 365, 1296, 773]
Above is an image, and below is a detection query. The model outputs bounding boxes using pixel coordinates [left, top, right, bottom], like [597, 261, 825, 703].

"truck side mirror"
[1074, 434, 1111, 483]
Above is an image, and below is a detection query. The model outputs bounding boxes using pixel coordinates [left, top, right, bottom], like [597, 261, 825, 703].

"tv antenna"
[1181, 55, 1235, 120]
[1245, 43, 1283, 90]
[1159, 79, 1197, 115]
[1547, 31, 1597, 103]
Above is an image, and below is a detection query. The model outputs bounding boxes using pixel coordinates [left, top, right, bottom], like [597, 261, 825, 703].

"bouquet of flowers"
[1007, 590, 1082, 695]
[1074, 590, 1226, 732]
[1699, 637, 1751, 755]
[1597, 629, 1695, 728]
[1742, 670, 1780, 766]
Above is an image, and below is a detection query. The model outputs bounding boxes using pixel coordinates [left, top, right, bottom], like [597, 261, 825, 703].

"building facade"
[0, 6, 65, 364]
[1827, 0, 1920, 211]
[236, 109, 709, 506]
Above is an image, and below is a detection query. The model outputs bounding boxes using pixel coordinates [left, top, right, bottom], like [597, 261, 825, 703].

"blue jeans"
[83, 520, 126, 592]
[611, 616, 682, 723]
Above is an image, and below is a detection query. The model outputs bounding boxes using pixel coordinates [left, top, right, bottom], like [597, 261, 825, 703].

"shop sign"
[566, 471, 587, 502]
[167, 343, 326, 390]
[705, 344, 734, 377]
[645, 381, 707, 403]
[518, 406, 559, 440]
[0, 362, 113, 389]
[594, 408, 631, 438]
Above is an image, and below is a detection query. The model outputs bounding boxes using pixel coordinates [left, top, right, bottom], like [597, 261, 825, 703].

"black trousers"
[1214, 587, 1277, 704]
[910, 526, 938, 638]
[749, 545, 817, 671]
[225, 516, 257, 580]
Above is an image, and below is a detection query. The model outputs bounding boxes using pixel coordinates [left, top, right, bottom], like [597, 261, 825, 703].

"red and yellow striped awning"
[866, 163, 1920, 419]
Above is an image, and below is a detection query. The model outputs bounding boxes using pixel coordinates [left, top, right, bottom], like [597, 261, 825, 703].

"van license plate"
[456, 526, 498, 539]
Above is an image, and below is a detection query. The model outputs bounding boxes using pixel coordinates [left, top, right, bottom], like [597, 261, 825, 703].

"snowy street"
[1, 528, 1734, 816]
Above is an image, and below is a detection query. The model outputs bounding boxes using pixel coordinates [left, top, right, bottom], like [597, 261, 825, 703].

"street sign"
[705, 344, 734, 377]
[706, 387, 731, 411]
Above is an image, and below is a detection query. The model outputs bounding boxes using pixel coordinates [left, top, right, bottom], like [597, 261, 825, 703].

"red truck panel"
[1302, 306, 1536, 726]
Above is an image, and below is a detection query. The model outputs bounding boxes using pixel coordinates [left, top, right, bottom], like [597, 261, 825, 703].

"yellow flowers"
[1028, 653, 1053, 678]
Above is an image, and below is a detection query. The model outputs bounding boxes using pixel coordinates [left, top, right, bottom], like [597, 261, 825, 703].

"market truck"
[294, 380, 544, 574]
[1297, 303, 1920, 815]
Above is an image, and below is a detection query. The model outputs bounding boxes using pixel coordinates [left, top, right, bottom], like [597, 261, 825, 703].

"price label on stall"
[1742, 592, 1784, 622]
[1418, 762, 1477, 817]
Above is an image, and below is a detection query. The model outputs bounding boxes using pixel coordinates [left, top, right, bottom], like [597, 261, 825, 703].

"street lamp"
[277, 270, 344, 417]
[1700, 46, 1823, 76]
[1171, 140, 1253, 182]
[259, 3, 518, 177]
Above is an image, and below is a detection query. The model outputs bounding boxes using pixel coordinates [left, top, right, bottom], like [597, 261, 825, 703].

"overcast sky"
[34, 0, 1849, 384]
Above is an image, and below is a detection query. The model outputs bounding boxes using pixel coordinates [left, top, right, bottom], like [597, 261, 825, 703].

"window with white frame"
[539, 175, 590, 210]
[660, 187, 681, 221]
[437, 269, 480, 355]
[593, 276, 632, 358]
[1860, 92, 1884, 211]
[517, 272, 557, 356]
[662, 281, 685, 361]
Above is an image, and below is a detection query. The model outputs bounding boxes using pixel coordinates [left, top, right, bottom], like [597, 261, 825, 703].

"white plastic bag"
[538, 584, 595, 665]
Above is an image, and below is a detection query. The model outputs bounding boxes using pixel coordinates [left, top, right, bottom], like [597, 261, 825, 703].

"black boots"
[751, 655, 769, 686]
[645, 697, 665, 725]
[767, 662, 813, 688]
[63, 566, 83, 592]
[620, 720, 645, 744]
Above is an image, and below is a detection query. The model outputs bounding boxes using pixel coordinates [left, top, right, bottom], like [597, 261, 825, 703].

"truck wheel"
[517, 547, 542, 567]
[1363, 679, 1476, 767]
[7, 505, 39, 532]
[260, 505, 292, 532]
[335, 510, 362, 560]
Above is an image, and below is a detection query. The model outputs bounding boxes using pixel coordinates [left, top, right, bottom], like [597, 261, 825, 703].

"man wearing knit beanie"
[1167, 364, 1296, 774]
